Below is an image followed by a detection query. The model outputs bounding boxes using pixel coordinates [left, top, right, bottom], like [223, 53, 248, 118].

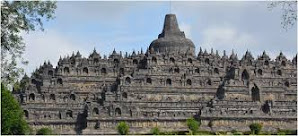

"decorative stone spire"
[109, 48, 120, 58]
[260, 51, 270, 60]
[47, 60, 52, 67]
[276, 51, 286, 61]
[112, 48, 117, 55]
[149, 14, 195, 55]
[216, 50, 220, 58]
[89, 48, 100, 58]
[242, 50, 253, 60]
[132, 50, 136, 57]
[211, 48, 214, 55]
[76, 51, 81, 58]
[222, 50, 228, 60]
[92, 48, 97, 54]
[198, 47, 203, 56]
[230, 50, 237, 60]
[23, 73, 29, 80]
[203, 49, 208, 56]
[58, 56, 62, 65]
[158, 14, 184, 38]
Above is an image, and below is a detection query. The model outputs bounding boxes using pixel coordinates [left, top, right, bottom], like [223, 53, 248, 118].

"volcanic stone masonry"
[15, 14, 297, 134]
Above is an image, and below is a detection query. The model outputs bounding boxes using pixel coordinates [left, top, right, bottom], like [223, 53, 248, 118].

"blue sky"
[22, 1, 297, 75]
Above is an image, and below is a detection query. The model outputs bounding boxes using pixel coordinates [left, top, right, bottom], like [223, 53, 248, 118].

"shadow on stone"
[75, 105, 88, 134]
[216, 84, 225, 100]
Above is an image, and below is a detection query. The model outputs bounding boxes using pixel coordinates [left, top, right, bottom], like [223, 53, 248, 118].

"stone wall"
[15, 14, 297, 134]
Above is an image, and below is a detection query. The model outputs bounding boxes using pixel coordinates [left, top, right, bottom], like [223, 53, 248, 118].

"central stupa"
[149, 14, 195, 55]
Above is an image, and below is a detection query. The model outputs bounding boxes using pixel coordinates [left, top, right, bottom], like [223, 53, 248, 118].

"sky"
[22, 1, 297, 75]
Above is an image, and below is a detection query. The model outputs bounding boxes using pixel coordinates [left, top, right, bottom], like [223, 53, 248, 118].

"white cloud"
[22, 30, 92, 75]
[200, 26, 259, 56]
[20, 29, 153, 76]
[180, 22, 192, 39]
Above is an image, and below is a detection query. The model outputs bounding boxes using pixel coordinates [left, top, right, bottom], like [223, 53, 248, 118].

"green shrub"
[243, 131, 251, 135]
[231, 129, 242, 135]
[151, 127, 160, 135]
[36, 128, 53, 135]
[186, 117, 201, 134]
[1, 84, 30, 135]
[185, 131, 192, 135]
[215, 131, 227, 135]
[277, 131, 286, 135]
[249, 123, 263, 135]
[117, 121, 129, 135]
[277, 129, 297, 135]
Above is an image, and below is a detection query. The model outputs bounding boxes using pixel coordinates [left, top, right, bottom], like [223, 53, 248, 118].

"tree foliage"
[268, 1, 297, 30]
[12, 80, 21, 93]
[12, 74, 29, 94]
[277, 129, 297, 135]
[1, 1, 56, 84]
[117, 121, 129, 135]
[1, 84, 30, 134]
[36, 127, 53, 135]
[151, 126, 160, 135]
[249, 123, 263, 135]
[186, 117, 200, 134]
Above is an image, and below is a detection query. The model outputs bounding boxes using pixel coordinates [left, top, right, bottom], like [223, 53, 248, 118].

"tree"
[117, 121, 129, 135]
[186, 117, 201, 135]
[1, 84, 30, 134]
[36, 127, 53, 135]
[268, 1, 297, 30]
[12, 80, 21, 93]
[1, 1, 56, 84]
[151, 126, 160, 135]
[19, 73, 29, 91]
[249, 123, 263, 135]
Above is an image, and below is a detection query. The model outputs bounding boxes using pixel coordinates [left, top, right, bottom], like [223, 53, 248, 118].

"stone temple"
[16, 14, 297, 134]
